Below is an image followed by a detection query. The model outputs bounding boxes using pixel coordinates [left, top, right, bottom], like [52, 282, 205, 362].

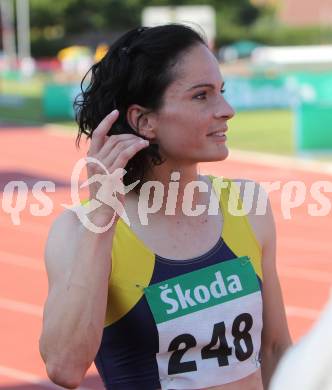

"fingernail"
[110, 109, 118, 116]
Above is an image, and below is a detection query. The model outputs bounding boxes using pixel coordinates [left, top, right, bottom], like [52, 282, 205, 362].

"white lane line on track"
[43, 125, 77, 138]
[229, 149, 332, 176]
[0, 298, 43, 317]
[285, 306, 321, 320]
[279, 237, 332, 254]
[278, 266, 332, 284]
[0, 365, 92, 390]
[0, 218, 49, 236]
[0, 251, 44, 271]
[0, 296, 322, 322]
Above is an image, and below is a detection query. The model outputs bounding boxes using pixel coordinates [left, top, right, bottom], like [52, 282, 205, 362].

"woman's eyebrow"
[186, 81, 225, 91]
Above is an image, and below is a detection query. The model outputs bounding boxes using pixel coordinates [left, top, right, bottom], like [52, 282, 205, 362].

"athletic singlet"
[93, 176, 263, 390]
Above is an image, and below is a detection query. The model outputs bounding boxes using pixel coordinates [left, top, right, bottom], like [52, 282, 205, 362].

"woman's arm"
[259, 196, 292, 389]
[39, 209, 115, 389]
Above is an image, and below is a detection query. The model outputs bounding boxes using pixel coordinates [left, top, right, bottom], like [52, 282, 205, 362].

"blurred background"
[1, 0, 332, 156]
[0, 1, 332, 389]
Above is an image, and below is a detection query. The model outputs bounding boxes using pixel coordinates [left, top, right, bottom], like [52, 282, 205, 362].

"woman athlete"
[39, 24, 292, 390]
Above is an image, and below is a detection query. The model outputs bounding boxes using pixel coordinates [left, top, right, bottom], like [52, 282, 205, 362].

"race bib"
[144, 257, 263, 390]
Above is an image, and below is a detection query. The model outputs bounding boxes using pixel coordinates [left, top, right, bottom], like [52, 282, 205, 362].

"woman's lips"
[207, 131, 227, 141]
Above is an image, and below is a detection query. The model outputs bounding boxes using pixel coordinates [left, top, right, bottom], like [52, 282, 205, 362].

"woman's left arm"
[236, 179, 292, 388]
[259, 195, 292, 389]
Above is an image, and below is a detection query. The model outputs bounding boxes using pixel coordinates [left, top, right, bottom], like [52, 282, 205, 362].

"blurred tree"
[62, 0, 140, 33]
[30, 0, 262, 33]
[30, 0, 69, 27]
[27, 0, 276, 56]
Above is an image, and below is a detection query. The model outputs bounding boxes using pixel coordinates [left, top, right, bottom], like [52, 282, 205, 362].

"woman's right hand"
[86, 109, 149, 227]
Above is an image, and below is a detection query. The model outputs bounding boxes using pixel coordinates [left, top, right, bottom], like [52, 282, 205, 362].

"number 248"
[168, 313, 255, 375]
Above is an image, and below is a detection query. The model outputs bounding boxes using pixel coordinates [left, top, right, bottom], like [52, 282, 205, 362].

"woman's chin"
[201, 146, 229, 162]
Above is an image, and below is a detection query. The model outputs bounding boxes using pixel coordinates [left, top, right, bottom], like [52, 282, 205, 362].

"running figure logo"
[62, 157, 139, 233]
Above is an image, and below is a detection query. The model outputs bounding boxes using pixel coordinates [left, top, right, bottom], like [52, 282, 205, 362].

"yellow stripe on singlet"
[209, 176, 263, 281]
[106, 218, 155, 326]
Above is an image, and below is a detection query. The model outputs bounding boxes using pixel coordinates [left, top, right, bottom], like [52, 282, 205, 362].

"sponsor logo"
[160, 271, 243, 314]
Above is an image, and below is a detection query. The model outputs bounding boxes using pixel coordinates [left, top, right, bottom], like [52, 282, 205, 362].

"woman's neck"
[136, 162, 210, 219]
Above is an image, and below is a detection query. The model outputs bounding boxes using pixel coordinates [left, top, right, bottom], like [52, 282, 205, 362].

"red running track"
[0, 128, 331, 389]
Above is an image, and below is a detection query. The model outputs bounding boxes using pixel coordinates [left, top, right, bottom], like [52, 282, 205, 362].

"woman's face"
[153, 43, 235, 164]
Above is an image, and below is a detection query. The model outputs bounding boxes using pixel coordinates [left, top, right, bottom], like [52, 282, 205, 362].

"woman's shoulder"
[207, 176, 267, 214]
[231, 178, 275, 249]
[44, 208, 84, 279]
[49, 207, 82, 237]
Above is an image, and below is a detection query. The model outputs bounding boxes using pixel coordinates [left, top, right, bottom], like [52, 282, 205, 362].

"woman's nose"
[214, 97, 235, 120]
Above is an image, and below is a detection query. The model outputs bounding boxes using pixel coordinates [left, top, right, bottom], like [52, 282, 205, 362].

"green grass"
[0, 96, 44, 124]
[227, 109, 295, 155]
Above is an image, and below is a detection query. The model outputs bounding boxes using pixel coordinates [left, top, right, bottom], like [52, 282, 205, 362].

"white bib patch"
[144, 257, 263, 390]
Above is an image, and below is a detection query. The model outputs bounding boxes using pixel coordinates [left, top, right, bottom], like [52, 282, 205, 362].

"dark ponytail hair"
[75, 24, 206, 188]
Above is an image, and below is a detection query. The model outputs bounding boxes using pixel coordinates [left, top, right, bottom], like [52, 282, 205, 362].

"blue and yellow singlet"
[94, 176, 263, 390]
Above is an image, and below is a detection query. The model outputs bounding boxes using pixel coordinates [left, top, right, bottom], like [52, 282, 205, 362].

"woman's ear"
[127, 104, 157, 140]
